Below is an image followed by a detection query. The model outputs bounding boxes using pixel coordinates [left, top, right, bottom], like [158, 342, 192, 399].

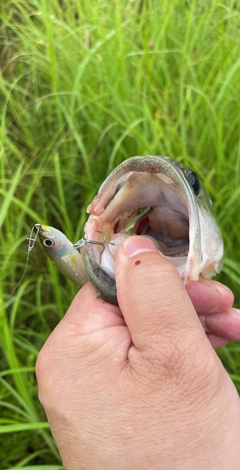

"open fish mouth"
[76, 156, 223, 305]
[84, 172, 189, 273]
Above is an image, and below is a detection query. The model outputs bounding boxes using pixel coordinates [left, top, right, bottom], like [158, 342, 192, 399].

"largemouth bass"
[74, 156, 223, 305]
[40, 156, 224, 306]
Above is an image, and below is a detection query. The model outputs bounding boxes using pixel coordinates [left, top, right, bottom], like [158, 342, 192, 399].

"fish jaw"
[82, 156, 224, 305]
[39, 225, 88, 287]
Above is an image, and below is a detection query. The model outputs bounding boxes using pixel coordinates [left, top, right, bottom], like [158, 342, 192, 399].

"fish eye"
[43, 239, 54, 247]
[185, 170, 200, 194]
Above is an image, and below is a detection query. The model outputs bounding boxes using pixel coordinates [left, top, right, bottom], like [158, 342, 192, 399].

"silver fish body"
[78, 156, 223, 305]
[39, 225, 88, 287]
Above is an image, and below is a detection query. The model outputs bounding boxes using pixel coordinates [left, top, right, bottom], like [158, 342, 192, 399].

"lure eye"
[186, 170, 200, 194]
[43, 239, 54, 247]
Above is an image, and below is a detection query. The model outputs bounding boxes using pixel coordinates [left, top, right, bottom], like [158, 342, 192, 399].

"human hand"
[36, 236, 240, 470]
[186, 275, 238, 349]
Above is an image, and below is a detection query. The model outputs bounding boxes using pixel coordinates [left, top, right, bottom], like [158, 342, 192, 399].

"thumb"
[115, 236, 207, 353]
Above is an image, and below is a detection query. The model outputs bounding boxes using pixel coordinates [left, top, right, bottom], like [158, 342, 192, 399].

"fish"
[73, 155, 224, 305]
[38, 225, 88, 287]
[40, 156, 224, 306]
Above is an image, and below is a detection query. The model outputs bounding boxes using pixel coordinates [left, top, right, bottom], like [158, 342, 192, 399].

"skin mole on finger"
[135, 260, 141, 265]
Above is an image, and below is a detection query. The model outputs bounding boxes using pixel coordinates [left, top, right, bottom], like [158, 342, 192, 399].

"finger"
[199, 308, 240, 343]
[206, 333, 228, 349]
[186, 277, 234, 315]
[115, 236, 207, 353]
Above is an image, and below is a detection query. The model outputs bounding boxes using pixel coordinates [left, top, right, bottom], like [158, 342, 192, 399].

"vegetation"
[0, 0, 240, 467]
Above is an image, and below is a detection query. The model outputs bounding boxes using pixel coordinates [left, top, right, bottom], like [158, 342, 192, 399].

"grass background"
[0, 0, 240, 467]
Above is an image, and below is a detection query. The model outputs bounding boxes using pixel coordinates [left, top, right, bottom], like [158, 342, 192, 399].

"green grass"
[0, 0, 240, 467]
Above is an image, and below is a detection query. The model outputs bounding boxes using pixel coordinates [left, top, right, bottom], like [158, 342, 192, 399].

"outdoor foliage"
[0, 0, 240, 467]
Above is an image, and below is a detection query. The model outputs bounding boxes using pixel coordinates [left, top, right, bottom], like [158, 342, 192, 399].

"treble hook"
[73, 231, 115, 255]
